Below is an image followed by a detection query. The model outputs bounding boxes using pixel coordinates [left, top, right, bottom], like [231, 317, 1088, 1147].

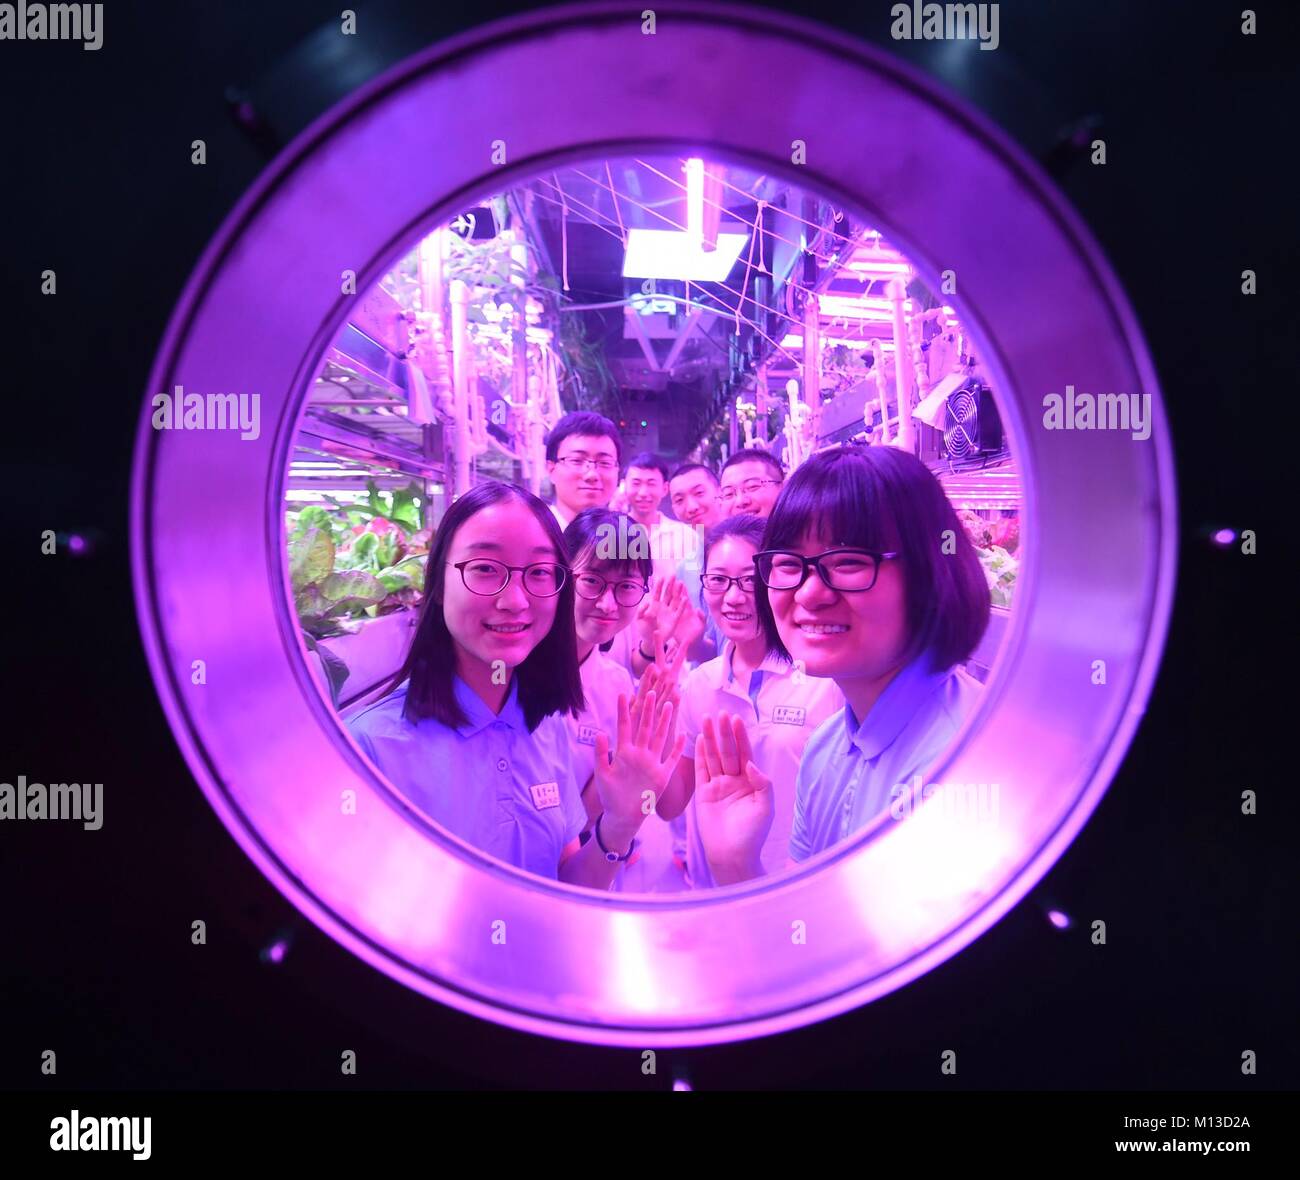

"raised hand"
[593, 689, 688, 833]
[629, 658, 684, 758]
[692, 712, 773, 882]
[634, 576, 674, 651]
[635, 575, 700, 671]
[662, 586, 707, 655]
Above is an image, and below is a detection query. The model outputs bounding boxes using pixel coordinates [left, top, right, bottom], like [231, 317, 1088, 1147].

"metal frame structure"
[131, 1, 1176, 1046]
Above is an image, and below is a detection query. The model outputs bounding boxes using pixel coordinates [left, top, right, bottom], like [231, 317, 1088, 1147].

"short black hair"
[563, 508, 653, 584]
[703, 513, 767, 567]
[668, 462, 719, 487]
[754, 445, 990, 672]
[389, 480, 584, 732]
[626, 452, 670, 482]
[721, 448, 784, 484]
[545, 411, 623, 466]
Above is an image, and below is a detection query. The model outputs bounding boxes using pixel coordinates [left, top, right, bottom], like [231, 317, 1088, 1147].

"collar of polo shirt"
[451, 676, 526, 737]
[710, 639, 792, 690]
[843, 652, 949, 759]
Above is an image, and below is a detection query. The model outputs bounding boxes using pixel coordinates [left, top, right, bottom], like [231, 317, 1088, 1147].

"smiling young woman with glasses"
[346, 481, 681, 889]
[691, 445, 992, 885]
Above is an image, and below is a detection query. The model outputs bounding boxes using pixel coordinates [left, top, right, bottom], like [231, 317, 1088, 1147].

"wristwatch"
[594, 813, 637, 863]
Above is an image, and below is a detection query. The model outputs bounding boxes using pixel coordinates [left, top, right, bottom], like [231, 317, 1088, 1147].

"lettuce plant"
[289, 527, 389, 638]
[977, 544, 1017, 608]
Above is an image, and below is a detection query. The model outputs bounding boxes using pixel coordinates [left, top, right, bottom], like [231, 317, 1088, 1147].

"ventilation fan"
[915, 375, 1001, 460]
[944, 385, 981, 458]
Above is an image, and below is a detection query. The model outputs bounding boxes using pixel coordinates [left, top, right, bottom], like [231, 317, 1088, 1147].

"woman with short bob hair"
[754, 444, 989, 673]
[692, 444, 991, 884]
[348, 481, 682, 889]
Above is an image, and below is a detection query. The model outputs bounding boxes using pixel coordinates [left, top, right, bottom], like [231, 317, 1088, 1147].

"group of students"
[347, 411, 991, 890]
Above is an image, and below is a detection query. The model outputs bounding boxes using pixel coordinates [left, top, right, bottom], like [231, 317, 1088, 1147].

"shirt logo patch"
[529, 781, 561, 810]
[772, 705, 807, 726]
[577, 724, 601, 747]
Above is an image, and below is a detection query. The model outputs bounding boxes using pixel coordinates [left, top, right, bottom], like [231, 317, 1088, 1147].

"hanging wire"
[631, 158, 866, 269]
[554, 171, 570, 292]
[515, 161, 921, 386]
[735, 190, 764, 337]
[604, 160, 628, 248]
[529, 179, 802, 372]
[574, 160, 848, 272]
[549, 164, 886, 304]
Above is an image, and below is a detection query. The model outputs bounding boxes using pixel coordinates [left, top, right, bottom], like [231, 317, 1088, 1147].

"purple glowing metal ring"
[131, 1, 1176, 1046]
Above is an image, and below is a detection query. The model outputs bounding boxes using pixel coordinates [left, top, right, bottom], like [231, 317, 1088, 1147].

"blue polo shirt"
[789, 654, 983, 862]
[681, 642, 842, 888]
[346, 677, 587, 879]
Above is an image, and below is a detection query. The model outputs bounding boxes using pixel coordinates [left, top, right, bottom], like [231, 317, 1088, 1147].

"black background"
[1, 0, 1292, 1091]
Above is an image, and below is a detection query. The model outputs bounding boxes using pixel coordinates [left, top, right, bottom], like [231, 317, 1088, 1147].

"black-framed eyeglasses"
[718, 478, 781, 503]
[449, 559, 569, 597]
[754, 548, 899, 593]
[554, 455, 619, 473]
[701, 572, 759, 595]
[572, 571, 649, 606]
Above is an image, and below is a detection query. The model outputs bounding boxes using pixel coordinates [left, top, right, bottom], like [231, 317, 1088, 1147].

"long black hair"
[754, 445, 990, 672]
[390, 480, 584, 732]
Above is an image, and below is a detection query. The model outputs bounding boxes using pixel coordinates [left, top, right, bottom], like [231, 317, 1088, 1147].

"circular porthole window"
[131, 2, 1175, 1046]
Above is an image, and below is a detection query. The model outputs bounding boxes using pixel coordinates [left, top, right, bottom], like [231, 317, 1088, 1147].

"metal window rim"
[131, 1, 1176, 1046]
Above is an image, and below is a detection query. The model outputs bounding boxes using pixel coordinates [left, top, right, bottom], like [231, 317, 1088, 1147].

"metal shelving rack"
[287, 284, 448, 510]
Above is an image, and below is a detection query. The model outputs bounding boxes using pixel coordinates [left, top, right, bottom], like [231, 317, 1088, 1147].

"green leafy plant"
[557, 310, 617, 410]
[323, 478, 423, 535]
[286, 497, 431, 706]
[289, 503, 346, 547]
[287, 485, 431, 622]
[976, 544, 1017, 608]
[289, 528, 389, 639]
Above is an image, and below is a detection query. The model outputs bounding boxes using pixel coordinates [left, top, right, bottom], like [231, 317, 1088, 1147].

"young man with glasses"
[544, 411, 623, 529]
[719, 448, 785, 519]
